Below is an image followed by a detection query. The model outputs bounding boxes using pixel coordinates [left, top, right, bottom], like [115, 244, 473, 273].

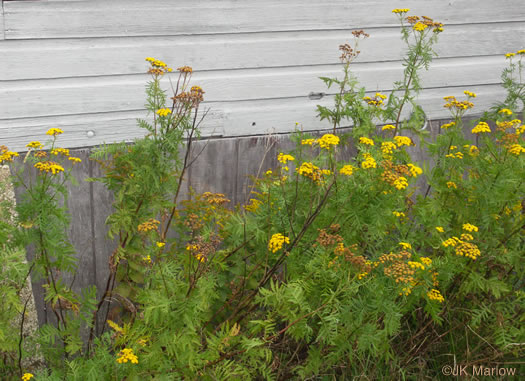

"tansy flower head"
[339, 164, 355, 176]
[393, 176, 408, 190]
[441, 122, 456, 130]
[34, 161, 64, 175]
[435, 226, 444, 233]
[464, 90, 477, 98]
[51, 148, 70, 156]
[427, 289, 444, 303]
[446, 181, 457, 189]
[392, 8, 409, 14]
[472, 122, 491, 134]
[156, 108, 172, 117]
[268, 233, 290, 253]
[399, 242, 412, 250]
[26, 141, 43, 149]
[517, 49, 525, 55]
[462, 223, 478, 232]
[407, 163, 422, 177]
[22, 374, 34, 381]
[413, 22, 428, 32]
[505, 53, 515, 58]
[382, 124, 395, 131]
[394, 136, 413, 147]
[46, 128, 63, 136]
[156, 242, 165, 248]
[498, 108, 513, 116]
[68, 157, 82, 164]
[277, 153, 295, 164]
[508, 144, 525, 156]
[116, 348, 139, 364]
[361, 154, 377, 169]
[317, 134, 340, 149]
[359, 137, 374, 146]
[301, 138, 315, 145]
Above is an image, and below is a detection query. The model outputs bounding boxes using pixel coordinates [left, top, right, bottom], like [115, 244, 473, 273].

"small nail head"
[87, 130, 95, 138]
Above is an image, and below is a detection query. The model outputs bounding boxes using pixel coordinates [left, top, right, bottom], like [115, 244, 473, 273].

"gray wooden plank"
[4, 0, 525, 39]
[0, 84, 508, 152]
[2, 22, 524, 81]
[188, 138, 238, 205]
[0, 1, 5, 41]
[89, 151, 117, 333]
[0, 56, 507, 119]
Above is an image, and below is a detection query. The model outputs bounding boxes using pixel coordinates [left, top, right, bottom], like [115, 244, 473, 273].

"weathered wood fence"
[11, 118, 476, 330]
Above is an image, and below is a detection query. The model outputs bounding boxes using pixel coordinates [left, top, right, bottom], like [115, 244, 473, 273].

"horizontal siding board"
[1, 22, 524, 81]
[0, 56, 507, 119]
[0, 84, 506, 151]
[4, 0, 525, 39]
[0, 1, 4, 41]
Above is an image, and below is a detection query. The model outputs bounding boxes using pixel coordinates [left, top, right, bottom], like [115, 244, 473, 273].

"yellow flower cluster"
[361, 153, 377, 169]
[51, 148, 70, 156]
[137, 218, 160, 233]
[408, 261, 425, 271]
[392, 8, 409, 14]
[455, 241, 481, 260]
[399, 242, 412, 250]
[146, 57, 172, 74]
[463, 90, 477, 98]
[442, 237, 460, 247]
[427, 289, 444, 303]
[462, 223, 478, 232]
[301, 138, 315, 145]
[505, 53, 515, 59]
[277, 153, 295, 164]
[393, 176, 408, 190]
[339, 164, 356, 176]
[245, 198, 262, 212]
[393, 211, 406, 218]
[464, 145, 479, 156]
[382, 124, 395, 131]
[363, 93, 387, 106]
[177, 66, 193, 73]
[445, 151, 463, 159]
[441, 121, 455, 130]
[317, 134, 340, 149]
[156, 108, 172, 117]
[413, 22, 428, 32]
[68, 157, 82, 164]
[26, 141, 43, 149]
[357, 272, 368, 280]
[22, 374, 34, 381]
[435, 226, 444, 233]
[394, 136, 413, 147]
[143, 255, 152, 264]
[518, 49, 525, 54]
[46, 128, 64, 136]
[116, 348, 139, 364]
[381, 141, 397, 155]
[443, 96, 474, 111]
[297, 162, 329, 183]
[34, 161, 64, 175]
[0, 147, 19, 164]
[508, 144, 525, 156]
[359, 137, 374, 146]
[446, 181, 457, 189]
[156, 242, 165, 248]
[407, 164, 422, 177]
[400, 286, 412, 296]
[498, 108, 513, 116]
[472, 122, 491, 134]
[420, 257, 432, 267]
[268, 233, 290, 253]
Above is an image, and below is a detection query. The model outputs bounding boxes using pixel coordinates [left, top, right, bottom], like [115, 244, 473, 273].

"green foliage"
[1, 11, 524, 381]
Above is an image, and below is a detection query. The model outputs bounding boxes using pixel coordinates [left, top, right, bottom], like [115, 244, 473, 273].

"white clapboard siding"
[0, 56, 507, 120]
[1, 22, 524, 81]
[4, 0, 525, 39]
[0, 84, 505, 152]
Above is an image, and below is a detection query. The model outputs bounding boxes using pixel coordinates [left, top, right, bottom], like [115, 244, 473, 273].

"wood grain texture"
[0, 56, 507, 119]
[2, 22, 524, 81]
[4, 0, 525, 39]
[0, 1, 5, 41]
[0, 83, 506, 152]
